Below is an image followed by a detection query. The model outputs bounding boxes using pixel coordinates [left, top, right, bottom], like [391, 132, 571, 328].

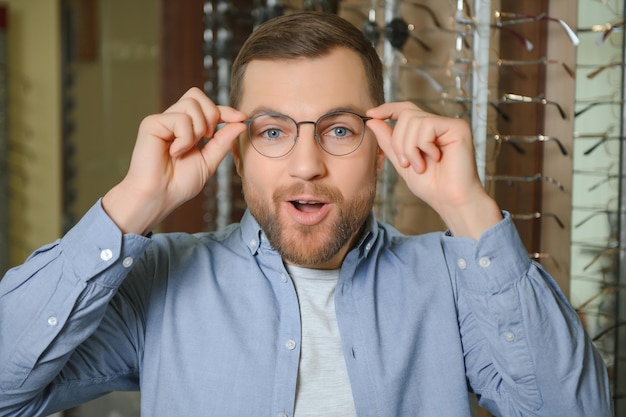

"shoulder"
[376, 220, 445, 251]
[146, 222, 246, 262]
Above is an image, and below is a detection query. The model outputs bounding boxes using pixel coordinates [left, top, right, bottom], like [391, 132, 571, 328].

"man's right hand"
[102, 87, 248, 235]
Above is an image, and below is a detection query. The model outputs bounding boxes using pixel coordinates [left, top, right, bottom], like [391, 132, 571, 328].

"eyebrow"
[247, 105, 368, 118]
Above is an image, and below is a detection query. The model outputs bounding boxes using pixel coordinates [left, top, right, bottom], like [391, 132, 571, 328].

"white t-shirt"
[286, 265, 357, 417]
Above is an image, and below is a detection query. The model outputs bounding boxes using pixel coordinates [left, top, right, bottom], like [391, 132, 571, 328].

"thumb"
[366, 119, 392, 152]
[200, 121, 247, 174]
[366, 118, 403, 168]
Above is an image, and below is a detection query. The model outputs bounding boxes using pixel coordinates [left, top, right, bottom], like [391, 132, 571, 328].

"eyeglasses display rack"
[203, 0, 238, 231]
[573, 0, 626, 411]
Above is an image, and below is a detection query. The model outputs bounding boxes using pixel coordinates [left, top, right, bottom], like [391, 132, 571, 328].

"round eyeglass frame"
[242, 110, 372, 158]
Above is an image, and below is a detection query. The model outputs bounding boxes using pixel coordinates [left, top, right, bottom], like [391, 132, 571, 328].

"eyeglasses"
[578, 20, 625, 45]
[574, 125, 621, 157]
[574, 165, 621, 192]
[493, 57, 575, 79]
[488, 134, 568, 156]
[494, 11, 580, 46]
[585, 61, 626, 80]
[243, 111, 372, 158]
[486, 172, 566, 192]
[511, 211, 566, 229]
[499, 93, 568, 120]
[575, 98, 626, 118]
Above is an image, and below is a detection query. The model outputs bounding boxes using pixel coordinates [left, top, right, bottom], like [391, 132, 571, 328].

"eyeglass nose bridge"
[293, 120, 321, 144]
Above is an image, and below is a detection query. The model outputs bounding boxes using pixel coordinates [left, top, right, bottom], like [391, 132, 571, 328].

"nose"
[287, 122, 327, 181]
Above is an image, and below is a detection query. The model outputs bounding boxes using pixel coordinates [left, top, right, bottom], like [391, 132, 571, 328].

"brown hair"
[230, 11, 384, 109]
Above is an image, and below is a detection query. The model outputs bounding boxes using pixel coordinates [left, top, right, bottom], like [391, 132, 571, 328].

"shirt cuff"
[59, 199, 152, 286]
[442, 211, 532, 293]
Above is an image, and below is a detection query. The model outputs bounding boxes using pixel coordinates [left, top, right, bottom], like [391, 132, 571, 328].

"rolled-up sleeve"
[442, 212, 613, 416]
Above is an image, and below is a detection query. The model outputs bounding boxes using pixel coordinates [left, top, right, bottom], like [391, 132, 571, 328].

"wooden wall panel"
[159, 0, 207, 233]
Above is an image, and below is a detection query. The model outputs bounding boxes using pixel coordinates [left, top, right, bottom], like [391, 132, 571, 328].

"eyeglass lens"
[246, 112, 367, 158]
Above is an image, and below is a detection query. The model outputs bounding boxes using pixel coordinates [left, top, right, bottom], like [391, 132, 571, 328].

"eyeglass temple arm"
[404, 2, 442, 28]
[511, 212, 565, 229]
[487, 173, 566, 192]
[587, 62, 624, 79]
[489, 134, 568, 156]
[495, 11, 579, 45]
[500, 93, 568, 120]
[583, 135, 608, 156]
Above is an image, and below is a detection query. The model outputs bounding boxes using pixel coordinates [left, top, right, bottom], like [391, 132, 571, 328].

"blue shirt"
[0, 201, 612, 416]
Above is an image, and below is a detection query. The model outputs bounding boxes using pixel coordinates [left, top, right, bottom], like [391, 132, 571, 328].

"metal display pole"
[203, 0, 235, 231]
[375, 0, 491, 222]
[470, 0, 491, 184]
[615, 0, 626, 410]
[214, 0, 234, 231]
[204, 0, 287, 231]
[378, 0, 401, 224]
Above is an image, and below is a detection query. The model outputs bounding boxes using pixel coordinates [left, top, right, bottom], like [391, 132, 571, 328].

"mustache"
[272, 182, 344, 204]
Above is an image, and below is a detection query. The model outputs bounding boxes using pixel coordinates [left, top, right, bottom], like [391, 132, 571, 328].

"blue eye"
[331, 127, 349, 137]
[264, 129, 282, 139]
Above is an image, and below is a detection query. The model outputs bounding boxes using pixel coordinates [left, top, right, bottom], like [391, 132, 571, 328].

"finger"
[366, 119, 408, 170]
[369, 108, 431, 173]
[167, 87, 247, 138]
[169, 104, 209, 156]
[367, 106, 409, 167]
[161, 113, 199, 158]
[134, 112, 196, 162]
[368, 103, 424, 169]
[386, 113, 413, 169]
[366, 101, 426, 121]
[200, 122, 248, 174]
[216, 105, 248, 124]
[180, 87, 248, 131]
[365, 119, 392, 152]
[374, 104, 447, 171]
[402, 118, 442, 173]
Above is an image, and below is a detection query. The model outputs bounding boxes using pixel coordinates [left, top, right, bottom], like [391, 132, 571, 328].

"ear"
[376, 146, 386, 175]
[232, 140, 243, 177]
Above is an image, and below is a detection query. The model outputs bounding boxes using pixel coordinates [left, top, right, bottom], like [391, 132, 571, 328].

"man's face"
[234, 47, 385, 269]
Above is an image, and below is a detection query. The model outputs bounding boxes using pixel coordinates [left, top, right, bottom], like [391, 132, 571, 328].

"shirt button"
[505, 331, 515, 342]
[249, 239, 257, 248]
[100, 249, 113, 261]
[285, 339, 297, 350]
[122, 257, 134, 268]
[457, 258, 467, 270]
[47, 316, 58, 326]
[278, 413, 288, 417]
[280, 273, 288, 283]
[365, 242, 372, 251]
[479, 257, 491, 268]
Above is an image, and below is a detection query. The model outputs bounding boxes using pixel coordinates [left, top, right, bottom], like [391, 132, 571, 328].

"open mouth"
[283, 195, 333, 226]
[291, 200, 326, 213]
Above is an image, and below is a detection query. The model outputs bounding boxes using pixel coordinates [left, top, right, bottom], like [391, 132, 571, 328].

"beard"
[242, 179, 376, 268]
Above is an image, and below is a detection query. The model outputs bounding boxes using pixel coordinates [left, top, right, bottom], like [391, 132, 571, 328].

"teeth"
[296, 200, 321, 204]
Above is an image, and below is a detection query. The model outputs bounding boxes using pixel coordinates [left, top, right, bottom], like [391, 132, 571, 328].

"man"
[0, 11, 612, 417]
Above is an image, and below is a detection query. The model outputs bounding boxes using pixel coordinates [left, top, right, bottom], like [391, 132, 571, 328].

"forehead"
[239, 47, 373, 116]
